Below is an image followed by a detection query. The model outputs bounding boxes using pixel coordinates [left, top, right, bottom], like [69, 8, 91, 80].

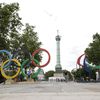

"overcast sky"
[1, 0, 100, 72]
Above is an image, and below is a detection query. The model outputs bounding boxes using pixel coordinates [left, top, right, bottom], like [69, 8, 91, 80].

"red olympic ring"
[32, 48, 50, 68]
[76, 54, 85, 67]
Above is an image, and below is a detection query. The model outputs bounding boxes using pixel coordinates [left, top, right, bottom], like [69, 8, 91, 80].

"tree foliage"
[85, 33, 100, 65]
[63, 69, 72, 80]
[71, 68, 96, 81]
[45, 70, 55, 80]
[21, 23, 42, 53]
[0, 2, 42, 57]
[0, 3, 22, 50]
[71, 68, 86, 80]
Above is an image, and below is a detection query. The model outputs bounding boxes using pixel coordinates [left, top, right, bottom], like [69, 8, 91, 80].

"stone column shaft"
[55, 34, 62, 73]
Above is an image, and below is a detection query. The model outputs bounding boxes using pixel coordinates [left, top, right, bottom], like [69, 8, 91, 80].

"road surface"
[0, 81, 100, 100]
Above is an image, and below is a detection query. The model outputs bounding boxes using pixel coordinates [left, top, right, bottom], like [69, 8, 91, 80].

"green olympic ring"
[21, 58, 41, 79]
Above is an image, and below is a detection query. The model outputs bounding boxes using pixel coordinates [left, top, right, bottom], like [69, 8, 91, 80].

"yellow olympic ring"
[0, 62, 3, 71]
[1, 59, 21, 79]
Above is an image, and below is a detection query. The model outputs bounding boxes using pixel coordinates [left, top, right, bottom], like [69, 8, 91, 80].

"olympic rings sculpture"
[0, 50, 12, 69]
[32, 48, 50, 68]
[20, 58, 41, 78]
[1, 59, 21, 79]
[76, 54, 91, 69]
[0, 48, 50, 80]
[76, 54, 92, 77]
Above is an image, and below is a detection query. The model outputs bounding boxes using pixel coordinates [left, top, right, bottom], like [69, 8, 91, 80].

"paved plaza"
[0, 81, 100, 100]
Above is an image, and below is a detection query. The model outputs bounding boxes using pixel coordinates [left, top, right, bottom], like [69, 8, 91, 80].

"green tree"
[21, 23, 42, 53]
[10, 23, 42, 53]
[0, 3, 22, 50]
[63, 69, 72, 80]
[45, 70, 55, 80]
[17, 23, 42, 61]
[9, 32, 21, 50]
[85, 33, 100, 65]
[71, 68, 86, 81]
[0, 3, 42, 61]
[71, 68, 96, 81]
